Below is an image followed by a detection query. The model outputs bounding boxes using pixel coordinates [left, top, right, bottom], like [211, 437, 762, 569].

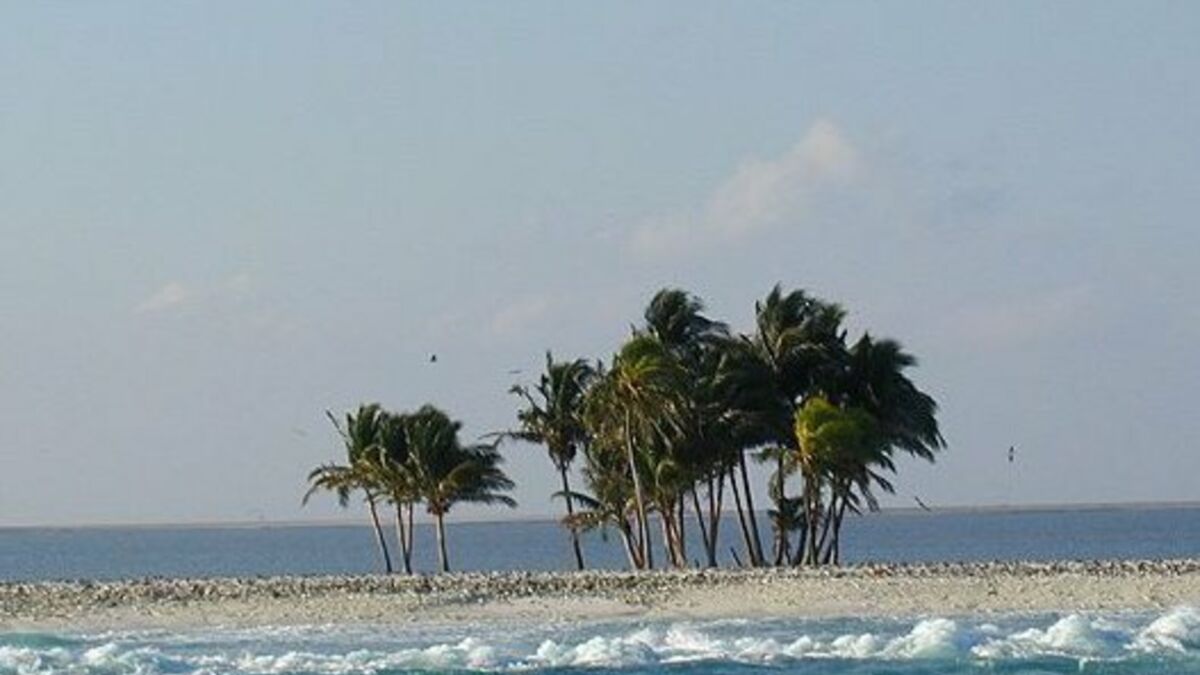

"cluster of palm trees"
[304, 404, 515, 573]
[509, 285, 944, 570]
[305, 283, 943, 575]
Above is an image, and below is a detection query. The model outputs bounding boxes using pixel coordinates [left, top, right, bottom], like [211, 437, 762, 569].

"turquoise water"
[3, 506, 1200, 581]
[4, 609, 1200, 674]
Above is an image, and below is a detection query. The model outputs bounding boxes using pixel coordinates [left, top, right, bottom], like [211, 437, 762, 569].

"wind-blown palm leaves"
[309, 284, 942, 574]
[303, 404, 394, 574]
[403, 405, 517, 572]
[641, 289, 732, 568]
[304, 403, 516, 574]
[583, 335, 686, 569]
[505, 353, 595, 569]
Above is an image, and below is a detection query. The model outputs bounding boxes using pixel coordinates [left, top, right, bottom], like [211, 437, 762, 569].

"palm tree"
[839, 334, 944, 461]
[558, 444, 644, 569]
[370, 410, 418, 575]
[303, 404, 394, 574]
[584, 335, 686, 569]
[792, 396, 890, 565]
[404, 405, 517, 572]
[746, 285, 847, 565]
[813, 334, 944, 563]
[506, 353, 595, 570]
[641, 288, 730, 567]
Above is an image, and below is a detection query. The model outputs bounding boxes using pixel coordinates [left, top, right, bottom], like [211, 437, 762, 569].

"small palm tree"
[304, 404, 394, 574]
[559, 446, 644, 568]
[404, 405, 516, 572]
[507, 352, 595, 570]
[793, 396, 884, 565]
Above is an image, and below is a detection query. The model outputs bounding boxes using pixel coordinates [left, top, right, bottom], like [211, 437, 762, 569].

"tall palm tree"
[507, 352, 595, 570]
[746, 285, 848, 565]
[303, 404, 394, 574]
[584, 335, 685, 569]
[642, 288, 730, 567]
[404, 405, 517, 572]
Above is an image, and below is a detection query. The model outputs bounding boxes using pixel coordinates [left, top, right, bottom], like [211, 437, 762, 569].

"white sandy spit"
[3, 560, 1200, 631]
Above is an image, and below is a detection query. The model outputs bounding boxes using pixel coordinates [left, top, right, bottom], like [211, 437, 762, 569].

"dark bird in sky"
[507, 369, 522, 375]
[1008, 445, 1015, 463]
[913, 495, 932, 512]
[429, 354, 438, 363]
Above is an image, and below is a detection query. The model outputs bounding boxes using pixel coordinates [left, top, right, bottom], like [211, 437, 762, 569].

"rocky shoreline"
[4, 560, 1200, 630]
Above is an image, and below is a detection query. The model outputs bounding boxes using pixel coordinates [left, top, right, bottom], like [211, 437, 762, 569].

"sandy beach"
[3, 560, 1199, 631]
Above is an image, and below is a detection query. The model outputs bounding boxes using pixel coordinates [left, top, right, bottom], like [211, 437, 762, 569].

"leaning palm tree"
[642, 289, 731, 567]
[506, 352, 595, 570]
[584, 335, 686, 569]
[404, 405, 517, 572]
[303, 403, 394, 574]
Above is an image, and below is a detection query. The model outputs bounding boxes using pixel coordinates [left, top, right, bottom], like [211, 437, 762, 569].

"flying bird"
[913, 495, 932, 512]
[1008, 445, 1015, 463]
[507, 368, 522, 375]
[429, 354, 438, 363]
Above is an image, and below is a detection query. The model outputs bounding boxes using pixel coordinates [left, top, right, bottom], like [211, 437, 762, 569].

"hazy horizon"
[3, 2, 1199, 527]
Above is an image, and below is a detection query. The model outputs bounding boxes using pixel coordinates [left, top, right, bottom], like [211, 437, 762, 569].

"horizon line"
[3, 498, 1200, 532]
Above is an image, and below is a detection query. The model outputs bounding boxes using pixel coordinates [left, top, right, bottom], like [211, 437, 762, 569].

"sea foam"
[3, 607, 1200, 674]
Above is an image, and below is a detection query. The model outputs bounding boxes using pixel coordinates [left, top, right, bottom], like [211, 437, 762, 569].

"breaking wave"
[4, 607, 1200, 674]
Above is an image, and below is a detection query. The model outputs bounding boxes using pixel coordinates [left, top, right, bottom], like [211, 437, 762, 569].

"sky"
[2, 2, 1199, 527]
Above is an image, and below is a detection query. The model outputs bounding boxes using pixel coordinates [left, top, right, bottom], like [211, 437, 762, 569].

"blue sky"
[2, 2, 1198, 525]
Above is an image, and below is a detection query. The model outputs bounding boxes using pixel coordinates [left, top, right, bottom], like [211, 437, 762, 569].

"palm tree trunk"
[738, 451, 765, 566]
[804, 476, 822, 566]
[691, 487, 712, 568]
[618, 522, 642, 569]
[676, 495, 687, 565]
[435, 512, 450, 573]
[394, 503, 412, 575]
[660, 511, 678, 568]
[706, 475, 724, 568]
[728, 466, 756, 567]
[792, 509, 808, 566]
[832, 496, 849, 565]
[773, 455, 788, 566]
[817, 494, 837, 566]
[624, 410, 653, 570]
[365, 493, 393, 574]
[559, 466, 586, 571]
[405, 502, 415, 568]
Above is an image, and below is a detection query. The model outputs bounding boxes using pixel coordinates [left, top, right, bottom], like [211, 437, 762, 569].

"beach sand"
[4, 561, 1200, 631]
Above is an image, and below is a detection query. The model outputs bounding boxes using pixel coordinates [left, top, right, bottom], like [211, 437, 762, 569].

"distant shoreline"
[5, 499, 1200, 532]
[4, 560, 1200, 631]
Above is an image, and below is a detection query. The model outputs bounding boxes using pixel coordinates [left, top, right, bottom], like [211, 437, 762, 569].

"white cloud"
[630, 119, 858, 258]
[135, 282, 192, 313]
[133, 273, 254, 314]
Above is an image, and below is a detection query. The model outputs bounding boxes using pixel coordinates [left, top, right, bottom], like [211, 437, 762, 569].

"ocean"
[3, 505, 1200, 581]
[4, 505, 1200, 674]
